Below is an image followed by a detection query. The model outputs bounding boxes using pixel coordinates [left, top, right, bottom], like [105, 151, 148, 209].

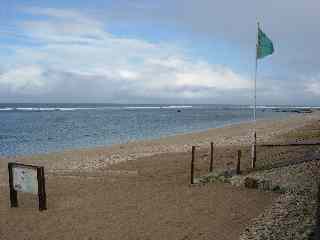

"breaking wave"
[0, 105, 193, 112]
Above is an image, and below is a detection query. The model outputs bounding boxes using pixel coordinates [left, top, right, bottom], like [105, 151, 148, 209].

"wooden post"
[8, 163, 18, 208]
[37, 167, 47, 211]
[191, 146, 195, 184]
[209, 142, 214, 172]
[251, 132, 257, 169]
[236, 150, 241, 174]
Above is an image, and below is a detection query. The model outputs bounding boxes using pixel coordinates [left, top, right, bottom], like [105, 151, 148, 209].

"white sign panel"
[13, 167, 38, 194]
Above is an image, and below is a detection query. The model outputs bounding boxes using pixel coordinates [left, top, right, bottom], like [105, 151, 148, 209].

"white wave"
[12, 107, 102, 111]
[15, 107, 63, 111]
[124, 105, 192, 110]
[58, 107, 98, 111]
[37, 108, 61, 111]
[165, 105, 193, 109]
[248, 106, 276, 109]
[16, 108, 36, 111]
[124, 106, 161, 109]
[0, 107, 13, 111]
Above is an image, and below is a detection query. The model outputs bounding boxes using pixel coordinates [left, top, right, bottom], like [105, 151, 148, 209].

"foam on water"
[124, 105, 193, 110]
[0, 108, 13, 111]
[0, 105, 194, 112]
[0, 107, 107, 112]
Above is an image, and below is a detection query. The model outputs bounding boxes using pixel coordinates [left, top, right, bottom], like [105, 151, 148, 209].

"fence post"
[37, 167, 47, 211]
[191, 146, 195, 184]
[251, 131, 257, 169]
[209, 142, 214, 172]
[8, 163, 18, 208]
[236, 150, 241, 174]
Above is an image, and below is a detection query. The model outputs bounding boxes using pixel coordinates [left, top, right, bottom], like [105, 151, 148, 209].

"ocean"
[0, 103, 308, 157]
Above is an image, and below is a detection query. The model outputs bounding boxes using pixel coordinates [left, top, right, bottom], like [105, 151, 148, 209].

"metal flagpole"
[254, 22, 259, 122]
[254, 50, 257, 122]
[252, 21, 259, 168]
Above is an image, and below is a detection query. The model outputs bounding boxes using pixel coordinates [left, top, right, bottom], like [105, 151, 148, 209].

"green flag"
[257, 27, 274, 59]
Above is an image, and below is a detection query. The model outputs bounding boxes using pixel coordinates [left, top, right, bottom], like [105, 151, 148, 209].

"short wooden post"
[8, 163, 18, 208]
[209, 142, 214, 172]
[236, 150, 241, 174]
[191, 146, 195, 184]
[251, 132, 257, 169]
[37, 167, 47, 211]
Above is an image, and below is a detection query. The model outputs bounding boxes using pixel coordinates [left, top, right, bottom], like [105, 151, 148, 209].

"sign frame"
[8, 162, 47, 211]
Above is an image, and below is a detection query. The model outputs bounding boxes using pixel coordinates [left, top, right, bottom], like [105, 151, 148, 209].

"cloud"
[305, 77, 320, 96]
[86, 0, 320, 105]
[1, 7, 251, 103]
[0, 65, 47, 93]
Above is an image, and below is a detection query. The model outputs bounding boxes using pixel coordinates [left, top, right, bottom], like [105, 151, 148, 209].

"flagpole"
[254, 21, 259, 123]
[252, 21, 259, 168]
[251, 22, 274, 168]
[254, 50, 257, 122]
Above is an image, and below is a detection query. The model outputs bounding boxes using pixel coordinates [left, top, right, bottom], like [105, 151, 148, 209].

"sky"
[0, 0, 319, 105]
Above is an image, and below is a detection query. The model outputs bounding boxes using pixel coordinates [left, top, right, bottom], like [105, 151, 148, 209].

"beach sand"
[0, 112, 319, 239]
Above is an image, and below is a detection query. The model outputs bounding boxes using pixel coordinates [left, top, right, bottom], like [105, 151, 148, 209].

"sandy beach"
[1, 113, 320, 239]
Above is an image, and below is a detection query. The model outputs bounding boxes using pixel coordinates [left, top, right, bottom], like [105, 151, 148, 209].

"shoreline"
[1, 112, 319, 172]
[2, 111, 293, 157]
[1, 110, 295, 159]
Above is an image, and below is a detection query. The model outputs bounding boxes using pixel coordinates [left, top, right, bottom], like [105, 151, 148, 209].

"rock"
[244, 177, 259, 189]
[201, 153, 209, 158]
[272, 185, 284, 193]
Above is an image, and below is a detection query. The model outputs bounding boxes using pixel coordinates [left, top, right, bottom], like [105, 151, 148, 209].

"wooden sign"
[8, 163, 47, 211]
[13, 167, 38, 194]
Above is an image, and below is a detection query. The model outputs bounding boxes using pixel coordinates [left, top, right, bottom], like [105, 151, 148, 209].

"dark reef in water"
[271, 108, 313, 114]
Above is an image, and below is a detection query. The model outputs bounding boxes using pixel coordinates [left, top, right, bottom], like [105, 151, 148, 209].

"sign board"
[8, 163, 47, 211]
[13, 166, 38, 194]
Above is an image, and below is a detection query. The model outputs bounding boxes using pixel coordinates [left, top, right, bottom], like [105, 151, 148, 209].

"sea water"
[0, 103, 304, 157]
